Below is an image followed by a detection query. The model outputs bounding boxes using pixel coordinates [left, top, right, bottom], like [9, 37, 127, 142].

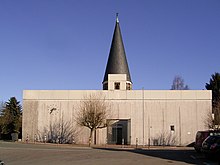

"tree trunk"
[94, 129, 96, 145]
[89, 129, 93, 147]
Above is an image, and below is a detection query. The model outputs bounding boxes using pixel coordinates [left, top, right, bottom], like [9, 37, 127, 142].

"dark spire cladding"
[103, 15, 132, 83]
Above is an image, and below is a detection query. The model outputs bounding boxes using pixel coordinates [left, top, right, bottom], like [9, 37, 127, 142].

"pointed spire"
[103, 15, 132, 84]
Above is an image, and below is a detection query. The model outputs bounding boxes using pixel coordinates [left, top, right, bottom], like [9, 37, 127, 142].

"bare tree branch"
[204, 111, 215, 129]
[171, 75, 189, 90]
[76, 94, 111, 146]
[204, 101, 220, 130]
[213, 101, 220, 129]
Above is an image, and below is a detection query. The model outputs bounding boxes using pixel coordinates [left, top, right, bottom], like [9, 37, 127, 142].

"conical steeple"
[103, 14, 132, 90]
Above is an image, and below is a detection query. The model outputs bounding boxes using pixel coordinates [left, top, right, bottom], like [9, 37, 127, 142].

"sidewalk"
[91, 144, 194, 150]
[3, 140, 194, 151]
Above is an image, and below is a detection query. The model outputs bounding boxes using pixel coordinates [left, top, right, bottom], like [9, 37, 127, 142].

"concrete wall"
[22, 90, 211, 146]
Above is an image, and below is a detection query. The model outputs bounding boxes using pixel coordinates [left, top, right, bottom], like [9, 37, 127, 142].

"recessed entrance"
[107, 119, 131, 145]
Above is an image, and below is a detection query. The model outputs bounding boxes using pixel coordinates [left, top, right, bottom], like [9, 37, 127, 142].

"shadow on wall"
[151, 132, 177, 146]
[35, 120, 79, 144]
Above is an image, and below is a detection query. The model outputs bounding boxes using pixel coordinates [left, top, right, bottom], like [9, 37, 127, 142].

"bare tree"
[76, 94, 111, 146]
[152, 131, 177, 146]
[204, 101, 220, 130]
[213, 101, 220, 130]
[171, 75, 189, 90]
[204, 111, 215, 129]
[35, 119, 78, 144]
[49, 119, 78, 144]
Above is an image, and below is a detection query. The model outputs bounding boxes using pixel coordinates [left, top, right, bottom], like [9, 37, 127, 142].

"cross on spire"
[116, 13, 119, 23]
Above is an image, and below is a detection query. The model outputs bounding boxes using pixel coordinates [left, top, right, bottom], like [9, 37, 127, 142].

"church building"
[22, 16, 211, 146]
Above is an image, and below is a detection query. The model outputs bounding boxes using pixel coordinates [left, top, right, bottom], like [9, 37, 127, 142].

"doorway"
[107, 119, 131, 145]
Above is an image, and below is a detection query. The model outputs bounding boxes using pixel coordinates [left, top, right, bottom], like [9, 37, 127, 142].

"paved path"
[0, 141, 219, 165]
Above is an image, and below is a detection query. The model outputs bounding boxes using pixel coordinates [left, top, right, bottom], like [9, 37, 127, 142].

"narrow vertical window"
[103, 83, 108, 90]
[114, 82, 120, 90]
[126, 83, 131, 90]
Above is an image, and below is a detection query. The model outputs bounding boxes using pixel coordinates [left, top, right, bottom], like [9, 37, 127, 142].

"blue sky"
[0, 0, 220, 102]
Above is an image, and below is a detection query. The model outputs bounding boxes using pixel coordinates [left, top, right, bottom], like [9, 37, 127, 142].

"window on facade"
[103, 83, 108, 90]
[170, 125, 175, 131]
[126, 83, 131, 90]
[114, 82, 120, 90]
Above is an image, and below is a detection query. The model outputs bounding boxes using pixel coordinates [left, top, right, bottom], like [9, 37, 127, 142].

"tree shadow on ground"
[92, 147, 218, 165]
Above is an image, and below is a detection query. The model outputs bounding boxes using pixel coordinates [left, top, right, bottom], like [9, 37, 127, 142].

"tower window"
[114, 82, 120, 90]
[126, 83, 132, 90]
[170, 125, 175, 131]
[103, 83, 108, 90]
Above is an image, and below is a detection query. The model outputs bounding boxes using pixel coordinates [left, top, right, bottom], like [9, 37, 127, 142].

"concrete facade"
[22, 88, 211, 146]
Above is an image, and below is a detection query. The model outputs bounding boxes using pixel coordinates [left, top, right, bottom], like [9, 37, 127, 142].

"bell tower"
[103, 14, 132, 90]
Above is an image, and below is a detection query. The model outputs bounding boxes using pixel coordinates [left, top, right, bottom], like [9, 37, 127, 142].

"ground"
[0, 141, 219, 165]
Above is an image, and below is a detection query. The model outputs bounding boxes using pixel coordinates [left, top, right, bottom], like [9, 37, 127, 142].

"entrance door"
[107, 119, 130, 145]
[116, 127, 122, 145]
